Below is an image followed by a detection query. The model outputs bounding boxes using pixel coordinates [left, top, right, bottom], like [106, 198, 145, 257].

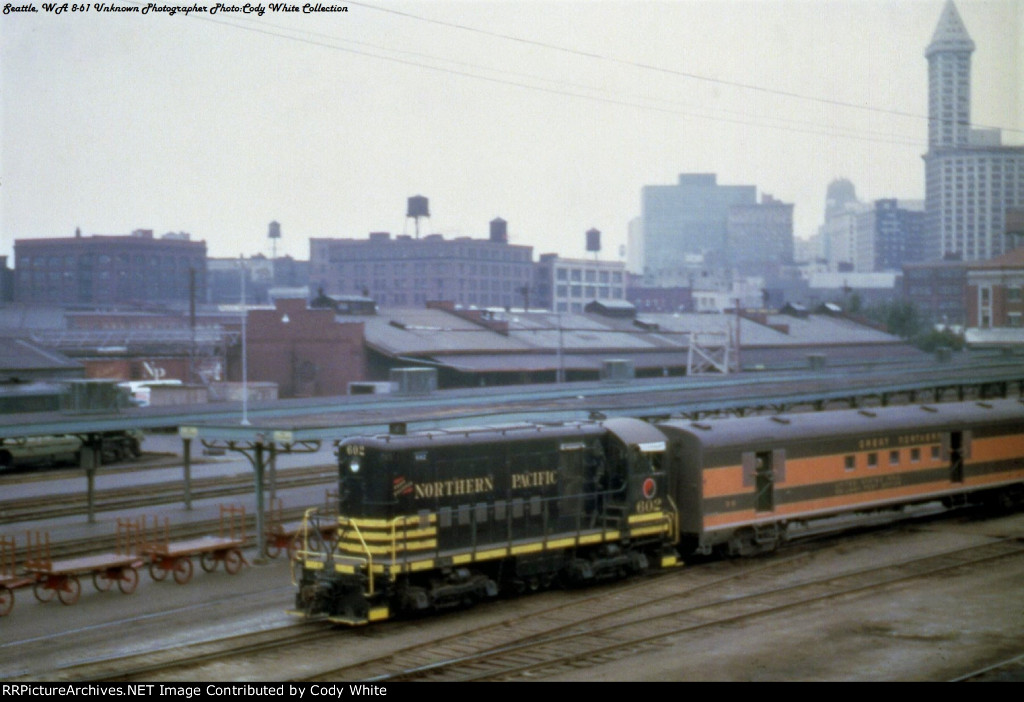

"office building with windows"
[14, 229, 207, 306]
[533, 254, 626, 313]
[309, 221, 534, 310]
[923, 1, 1024, 262]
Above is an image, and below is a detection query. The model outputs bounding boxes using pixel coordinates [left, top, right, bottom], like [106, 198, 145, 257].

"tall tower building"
[925, 1, 974, 148]
[923, 1, 1024, 262]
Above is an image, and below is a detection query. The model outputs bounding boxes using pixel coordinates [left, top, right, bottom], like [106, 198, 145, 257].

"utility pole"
[240, 255, 250, 426]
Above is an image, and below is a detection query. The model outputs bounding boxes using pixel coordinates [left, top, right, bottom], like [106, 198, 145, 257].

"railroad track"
[319, 537, 1024, 682]
[40, 621, 335, 683]
[0, 464, 336, 564]
[37, 552, 808, 682]
[950, 653, 1024, 682]
[0, 464, 334, 525]
[46, 527, 1024, 683]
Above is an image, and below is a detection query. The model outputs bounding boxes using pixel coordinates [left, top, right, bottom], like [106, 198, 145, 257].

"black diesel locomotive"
[291, 399, 1024, 625]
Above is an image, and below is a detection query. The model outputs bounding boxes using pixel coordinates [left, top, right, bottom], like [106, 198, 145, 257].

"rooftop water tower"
[407, 196, 430, 238]
[490, 217, 508, 244]
[586, 228, 601, 259]
[268, 220, 281, 259]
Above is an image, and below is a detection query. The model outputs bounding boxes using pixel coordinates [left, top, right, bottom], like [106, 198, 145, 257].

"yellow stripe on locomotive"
[291, 418, 678, 625]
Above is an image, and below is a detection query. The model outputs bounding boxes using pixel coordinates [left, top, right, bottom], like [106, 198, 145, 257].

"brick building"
[245, 297, 367, 398]
[902, 257, 968, 325]
[14, 229, 207, 306]
[965, 248, 1024, 330]
[309, 222, 533, 310]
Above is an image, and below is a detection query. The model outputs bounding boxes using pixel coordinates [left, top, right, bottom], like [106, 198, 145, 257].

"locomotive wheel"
[33, 581, 55, 603]
[200, 552, 218, 573]
[149, 561, 168, 581]
[224, 549, 244, 575]
[92, 570, 113, 592]
[57, 576, 81, 605]
[118, 567, 139, 594]
[173, 558, 194, 585]
[0, 586, 13, 617]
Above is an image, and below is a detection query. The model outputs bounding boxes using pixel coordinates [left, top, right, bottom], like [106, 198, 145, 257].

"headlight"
[349, 458, 360, 474]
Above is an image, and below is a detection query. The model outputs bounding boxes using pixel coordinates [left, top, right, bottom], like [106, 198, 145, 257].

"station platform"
[2, 438, 339, 564]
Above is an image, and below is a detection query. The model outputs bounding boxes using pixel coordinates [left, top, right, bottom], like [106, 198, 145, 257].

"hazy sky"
[2, 0, 1021, 264]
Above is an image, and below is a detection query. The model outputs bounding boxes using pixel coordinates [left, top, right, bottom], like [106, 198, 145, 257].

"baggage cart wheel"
[200, 551, 218, 573]
[173, 557, 194, 585]
[118, 567, 139, 594]
[0, 586, 13, 617]
[224, 549, 244, 575]
[149, 560, 168, 581]
[93, 570, 114, 592]
[33, 581, 55, 603]
[264, 539, 281, 560]
[57, 575, 81, 605]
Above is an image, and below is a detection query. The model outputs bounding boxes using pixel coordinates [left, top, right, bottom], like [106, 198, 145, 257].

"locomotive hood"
[602, 417, 668, 451]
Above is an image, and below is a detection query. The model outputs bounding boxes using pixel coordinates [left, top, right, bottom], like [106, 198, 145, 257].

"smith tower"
[923, 1, 1024, 263]
[925, 0, 974, 148]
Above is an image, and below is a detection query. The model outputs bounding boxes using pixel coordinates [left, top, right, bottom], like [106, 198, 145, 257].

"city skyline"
[2, 0, 1021, 264]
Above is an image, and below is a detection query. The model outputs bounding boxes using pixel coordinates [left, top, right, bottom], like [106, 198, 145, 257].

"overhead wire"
[349, 0, 1022, 138]
[141, 5, 932, 149]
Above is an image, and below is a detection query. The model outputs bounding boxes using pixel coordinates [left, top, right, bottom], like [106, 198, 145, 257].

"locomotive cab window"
[635, 441, 666, 473]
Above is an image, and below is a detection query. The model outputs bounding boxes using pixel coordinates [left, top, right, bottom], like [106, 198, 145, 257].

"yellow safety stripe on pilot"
[340, 515, 437, 529]
[510, 542, 544, 555]
[630, 524, 671, 537]
[628, 512, 670, 524]
[361, 530, 629, 574]
[368, 607, 390, 622]
[335, 527, 437, 543]
[452, 547, 508, 564]
[336, 539, 438, 555]
[329, 518, 663, 575]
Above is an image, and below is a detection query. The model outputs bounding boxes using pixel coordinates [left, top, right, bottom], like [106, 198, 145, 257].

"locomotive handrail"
[293, 507, 330, 576]
[346, 518, 374, 595]
[386, 514, 431, 570]
[665, 494, 679, 543]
